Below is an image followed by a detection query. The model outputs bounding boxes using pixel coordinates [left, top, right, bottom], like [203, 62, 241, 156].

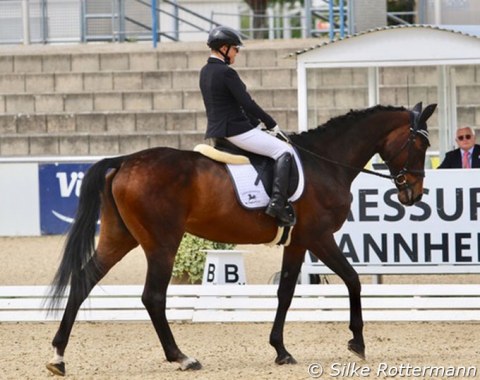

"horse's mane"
[290, 104, 407, 144]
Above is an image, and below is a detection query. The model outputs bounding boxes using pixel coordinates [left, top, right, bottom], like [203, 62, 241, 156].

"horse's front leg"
[311, 235, 365, 359]
[269, 245, 305, 365]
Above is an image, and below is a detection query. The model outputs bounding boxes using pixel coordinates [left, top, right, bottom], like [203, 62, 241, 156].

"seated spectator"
[438, 126, 480, 168]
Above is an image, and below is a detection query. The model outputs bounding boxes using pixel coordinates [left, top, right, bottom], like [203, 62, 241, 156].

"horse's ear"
[412, 102, 423, 114]
[419, 103, 437, 124]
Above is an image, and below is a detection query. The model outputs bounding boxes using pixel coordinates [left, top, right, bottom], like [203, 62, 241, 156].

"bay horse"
[46, 103, 436, 376]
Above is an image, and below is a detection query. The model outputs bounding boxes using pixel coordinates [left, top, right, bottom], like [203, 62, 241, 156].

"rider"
[199, 26, 295, 227]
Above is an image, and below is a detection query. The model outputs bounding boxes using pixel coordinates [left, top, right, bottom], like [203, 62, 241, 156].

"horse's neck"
[315, 117, 398, 182]
[294, 111, 407, 182]
[330, 124, 385, 171]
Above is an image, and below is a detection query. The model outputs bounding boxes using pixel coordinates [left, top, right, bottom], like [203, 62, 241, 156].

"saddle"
[211, 138, 300, 198]
[194, 139, 305, 246]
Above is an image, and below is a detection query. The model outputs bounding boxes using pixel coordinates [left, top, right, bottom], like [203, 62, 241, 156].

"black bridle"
[382, 110, 430, 188]
[290, 110, 430, 187]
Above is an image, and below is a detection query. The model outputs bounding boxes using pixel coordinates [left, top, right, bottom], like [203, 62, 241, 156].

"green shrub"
[172, 233, 235, 284]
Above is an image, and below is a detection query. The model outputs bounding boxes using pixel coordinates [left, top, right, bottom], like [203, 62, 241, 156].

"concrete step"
[0, 67, 299, 94]
[0, 107, 300, 136]
[5, 83, 473, 116]
[2, 80, 478, 123]
[2, 44, 478, 88]
[378, 65, 479, 86]
[7, 68, 480, 96]
[1, 39, 474, 159]
[0, 131, 206, 157]
[1, 103, 452, 139]
[0, 110, 205, 135]
[0, 87, 299, 114]
[0, 39, 319, 74]
[0, 126, 443, 158]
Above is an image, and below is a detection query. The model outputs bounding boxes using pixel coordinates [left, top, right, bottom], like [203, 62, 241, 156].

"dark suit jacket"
[438, 144, 480, 168]
[199, 57, 276, 138]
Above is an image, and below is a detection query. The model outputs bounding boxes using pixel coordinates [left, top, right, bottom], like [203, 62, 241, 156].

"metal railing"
[0, 0, 419, 45]
[150, 0, 224, 44]
[387, 11, 417, 26]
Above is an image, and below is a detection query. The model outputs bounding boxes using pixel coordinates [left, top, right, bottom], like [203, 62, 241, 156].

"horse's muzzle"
[397, 186, 422, 206]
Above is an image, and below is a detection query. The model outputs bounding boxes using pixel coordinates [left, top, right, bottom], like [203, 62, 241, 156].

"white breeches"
[226, 128, 294, 160]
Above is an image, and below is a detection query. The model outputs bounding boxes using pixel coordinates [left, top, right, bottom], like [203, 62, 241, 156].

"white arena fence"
[1, 284, 480, 323]
[1, 161, 479, 322]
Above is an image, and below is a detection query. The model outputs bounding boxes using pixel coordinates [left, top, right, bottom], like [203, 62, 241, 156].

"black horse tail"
[46, 156, 125, 313]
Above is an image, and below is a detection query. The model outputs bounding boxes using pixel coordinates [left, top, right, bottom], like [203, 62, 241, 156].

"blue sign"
[39, 163, 93, 235]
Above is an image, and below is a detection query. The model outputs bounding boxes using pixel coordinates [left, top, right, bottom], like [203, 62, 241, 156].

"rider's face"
[221, 45, 239, 65]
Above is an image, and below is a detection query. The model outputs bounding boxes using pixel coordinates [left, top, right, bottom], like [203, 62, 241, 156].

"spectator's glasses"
[457, 134, 472, 141]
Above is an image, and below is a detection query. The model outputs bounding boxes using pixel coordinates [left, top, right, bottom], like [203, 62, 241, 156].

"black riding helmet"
[207, 26, 243, 49]
[207, 26, 243, 64]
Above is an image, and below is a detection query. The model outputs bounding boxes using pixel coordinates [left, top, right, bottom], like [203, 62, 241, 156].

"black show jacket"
[199, 57, 277, 138]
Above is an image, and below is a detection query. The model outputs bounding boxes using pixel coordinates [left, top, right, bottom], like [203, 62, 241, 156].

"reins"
[288, 110, 430, 186]
[291, 143, 395, 180]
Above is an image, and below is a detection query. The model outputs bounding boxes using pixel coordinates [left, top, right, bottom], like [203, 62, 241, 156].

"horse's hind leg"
[47, 253, 107, 376]
[269, 245, 306, 365]
[141, 237, 202, 371]
[47, 201, 138, 376]
[311, 235, 365, 359]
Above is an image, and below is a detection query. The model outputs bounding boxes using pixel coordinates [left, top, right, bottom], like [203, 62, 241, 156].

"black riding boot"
[265, 152, 296, 227]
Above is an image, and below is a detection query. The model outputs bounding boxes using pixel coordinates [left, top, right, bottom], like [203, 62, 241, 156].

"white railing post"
[267, 7, 274, 40]
[304, 0, 311, 38]
[283, 3, 291, 39]
[22, 0, 30, 45]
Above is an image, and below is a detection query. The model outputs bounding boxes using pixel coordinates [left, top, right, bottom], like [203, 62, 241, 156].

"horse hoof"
[46, 361, 66, 376]
[179, 357, 202, 371]
[348, 339, 366, 360]
[275, 354, 298, 365]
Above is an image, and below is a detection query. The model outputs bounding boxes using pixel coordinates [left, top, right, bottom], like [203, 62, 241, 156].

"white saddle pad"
[226, 150, 304, 209]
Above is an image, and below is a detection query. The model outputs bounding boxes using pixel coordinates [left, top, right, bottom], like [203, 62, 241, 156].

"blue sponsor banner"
[39, 163, 92, 235]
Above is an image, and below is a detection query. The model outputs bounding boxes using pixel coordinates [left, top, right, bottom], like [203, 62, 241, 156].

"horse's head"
[380, 102, 437, 206]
